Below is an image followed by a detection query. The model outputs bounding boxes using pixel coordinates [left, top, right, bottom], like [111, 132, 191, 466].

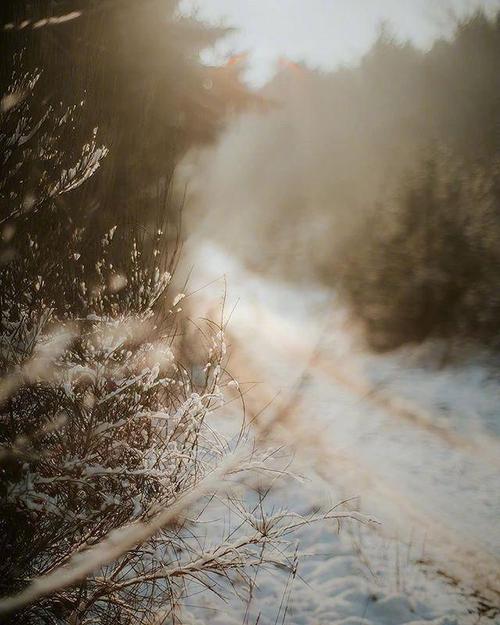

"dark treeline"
[328, 11, 500, 350]
[1, 0, 255, 312]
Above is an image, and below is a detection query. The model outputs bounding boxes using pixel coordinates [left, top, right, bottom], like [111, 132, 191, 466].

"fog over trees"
[2, 4, 500, 625]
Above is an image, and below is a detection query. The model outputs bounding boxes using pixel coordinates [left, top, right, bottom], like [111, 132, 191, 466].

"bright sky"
[181, 0, 500, 85]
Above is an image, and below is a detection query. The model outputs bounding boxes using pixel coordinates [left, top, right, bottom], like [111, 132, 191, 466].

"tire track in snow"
[243, 298, 500, 469]
[224, 303, 500, 608]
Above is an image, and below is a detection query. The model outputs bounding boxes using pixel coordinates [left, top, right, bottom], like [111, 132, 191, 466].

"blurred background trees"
[329, 11, 500, 349]
[185, 9, 500, 351]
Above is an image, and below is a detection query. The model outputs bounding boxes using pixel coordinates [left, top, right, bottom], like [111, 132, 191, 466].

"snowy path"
[230, 299, 500, 588]
[183, 241, 500, 623]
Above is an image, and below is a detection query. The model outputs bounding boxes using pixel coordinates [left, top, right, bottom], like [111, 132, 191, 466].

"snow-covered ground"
[181, 240, 500, 624]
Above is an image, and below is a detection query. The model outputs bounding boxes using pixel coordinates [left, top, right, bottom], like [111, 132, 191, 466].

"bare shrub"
[0, 70, 359, 625]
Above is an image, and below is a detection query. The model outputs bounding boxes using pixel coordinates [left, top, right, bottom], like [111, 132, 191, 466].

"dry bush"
[0, 70, 359, 625]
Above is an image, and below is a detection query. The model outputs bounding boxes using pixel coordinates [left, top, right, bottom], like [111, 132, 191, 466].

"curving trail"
[228, 318, 500, 607]
[184, 240, 500, 619]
